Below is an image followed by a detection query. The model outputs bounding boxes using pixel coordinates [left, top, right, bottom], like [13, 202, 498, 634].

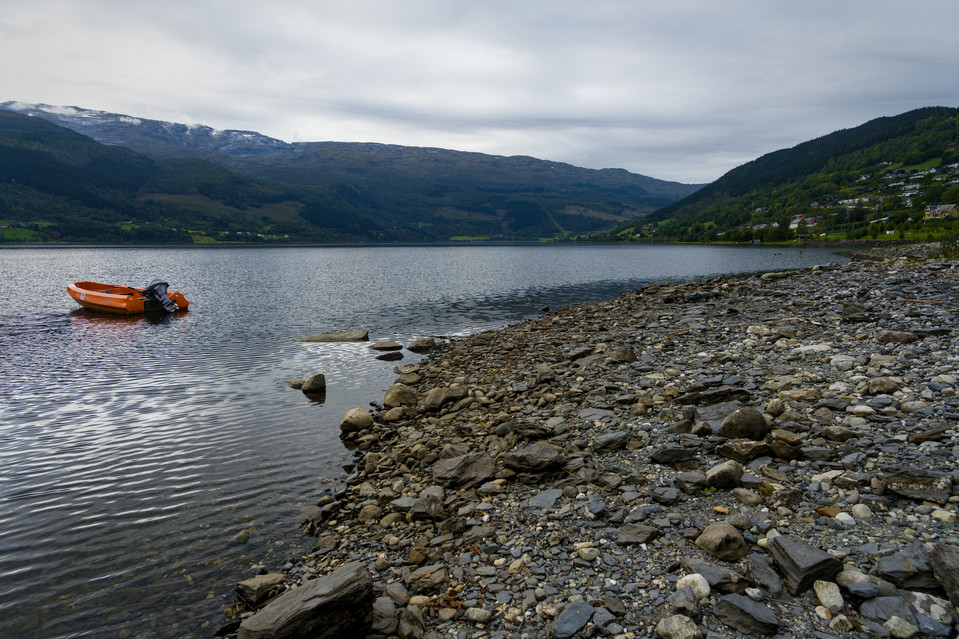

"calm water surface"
[0, 244, 847, 638]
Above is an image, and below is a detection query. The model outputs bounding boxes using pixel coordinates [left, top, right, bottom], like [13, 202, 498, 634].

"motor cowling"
[142, 280, 177, 313]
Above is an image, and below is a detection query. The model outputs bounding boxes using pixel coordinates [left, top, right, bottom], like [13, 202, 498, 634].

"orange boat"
[67, 281, 189, 315]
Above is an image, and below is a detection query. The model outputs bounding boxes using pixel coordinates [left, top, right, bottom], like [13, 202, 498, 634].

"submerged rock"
[300, 373, 327, 394]
[294, 328, 369, 342]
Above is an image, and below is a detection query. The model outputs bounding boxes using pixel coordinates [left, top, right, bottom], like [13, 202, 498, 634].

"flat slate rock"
[432, 452, 495, 489]
[930, 543, 959, 607]
[876, 543, 939, 590]
[237, 561, 372, 639]
[617, 523, 660, 545]
[881, 465, 954, 504]
[529, 489, 564, 509]
[744, 553, 784, 597]
[370, 340, 403, 351]
[551, 602, 595, 639]
[767, 535, 842, 595]
[294, 328, 369, 342]
[859, 596, 917, 626]
[715, 593, 779, 635]
[504, 444, 567, 473]
[579, 407, 616, 421]
[684, 558, 747, 593]
[236, 573, 285, 608]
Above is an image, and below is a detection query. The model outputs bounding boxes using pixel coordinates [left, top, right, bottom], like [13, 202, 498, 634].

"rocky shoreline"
[221, 243, 959, 639]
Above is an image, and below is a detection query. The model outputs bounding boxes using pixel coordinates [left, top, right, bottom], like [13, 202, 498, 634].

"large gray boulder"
[705, 460, 743, 489]
[300, 374, 327, 394]
[719, 407, 769, 441]
[432, 452, 495, 488]
[237, 561, 373, 639]
[340, 408, 374, 433]
[694, 522, 748, 562]
[422, 386, 468, 412]
[384, 383, 418, 408]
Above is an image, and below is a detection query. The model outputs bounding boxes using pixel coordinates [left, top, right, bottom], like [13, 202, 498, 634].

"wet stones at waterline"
[225, 244, 959, 639]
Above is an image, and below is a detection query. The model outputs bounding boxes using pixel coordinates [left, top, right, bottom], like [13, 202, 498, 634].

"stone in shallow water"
[236, 573, 285, 608]
[340, 407, 373, 433]
[294, 328, 369, 342]
[300, 373, 327, 393]
[407, 337, 436, 353]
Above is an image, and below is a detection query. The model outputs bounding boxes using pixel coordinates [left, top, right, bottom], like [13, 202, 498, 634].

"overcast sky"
[3, 1, 959, 183]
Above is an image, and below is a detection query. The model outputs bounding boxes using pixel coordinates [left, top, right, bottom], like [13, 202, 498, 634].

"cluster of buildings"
[809, 162, 959, 219]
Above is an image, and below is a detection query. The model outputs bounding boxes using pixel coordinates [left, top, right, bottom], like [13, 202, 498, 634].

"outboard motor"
[142, 280, 178, 313]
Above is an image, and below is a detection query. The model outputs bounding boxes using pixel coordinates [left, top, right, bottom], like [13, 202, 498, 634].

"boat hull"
[67, 281, 189, 315]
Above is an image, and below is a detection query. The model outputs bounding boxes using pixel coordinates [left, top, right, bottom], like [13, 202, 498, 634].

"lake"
[0, 243, 848, 638]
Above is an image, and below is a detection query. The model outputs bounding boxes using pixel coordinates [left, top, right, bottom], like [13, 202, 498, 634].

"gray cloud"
[2, 0, 958, 182]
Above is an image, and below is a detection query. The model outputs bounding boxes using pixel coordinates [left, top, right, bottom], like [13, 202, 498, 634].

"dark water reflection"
[0, 243, 847, 637]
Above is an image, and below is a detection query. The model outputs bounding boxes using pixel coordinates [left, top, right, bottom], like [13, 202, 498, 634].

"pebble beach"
[223, 243, 959, 639]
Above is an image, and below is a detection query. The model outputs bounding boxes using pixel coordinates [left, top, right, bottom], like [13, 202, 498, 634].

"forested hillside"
[600, 107, 959, 243]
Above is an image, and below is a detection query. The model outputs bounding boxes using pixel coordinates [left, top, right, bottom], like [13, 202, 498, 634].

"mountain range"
[0, 102, 701, 243]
